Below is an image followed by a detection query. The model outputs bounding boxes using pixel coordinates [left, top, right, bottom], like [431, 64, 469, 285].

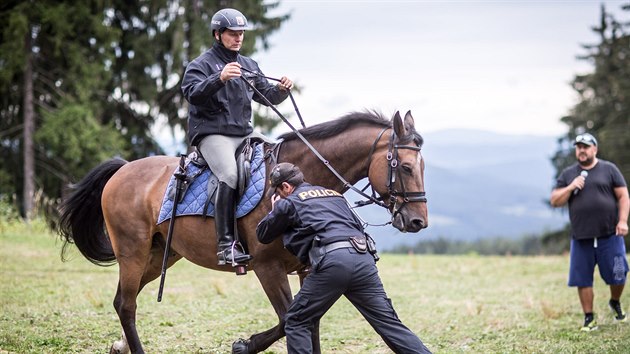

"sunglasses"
[575, 134, 597, 145]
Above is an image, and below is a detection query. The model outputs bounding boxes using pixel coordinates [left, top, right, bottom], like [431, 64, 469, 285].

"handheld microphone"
[573, 170, 588, 195]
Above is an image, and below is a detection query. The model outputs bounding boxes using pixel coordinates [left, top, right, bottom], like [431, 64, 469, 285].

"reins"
[240, 67, 306, 129]
[239, 72, 388, 209]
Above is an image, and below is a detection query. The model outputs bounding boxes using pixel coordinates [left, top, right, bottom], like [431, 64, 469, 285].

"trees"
[551, 4, 630, 181]
[0, 1, 289, 219]
[1, 1, 124, 218]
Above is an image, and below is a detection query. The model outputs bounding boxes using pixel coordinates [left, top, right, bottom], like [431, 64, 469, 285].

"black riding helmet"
[211, 8, 251, 37]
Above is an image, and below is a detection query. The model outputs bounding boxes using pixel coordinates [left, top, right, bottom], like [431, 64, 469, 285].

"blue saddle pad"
[157, 144, 266, 225]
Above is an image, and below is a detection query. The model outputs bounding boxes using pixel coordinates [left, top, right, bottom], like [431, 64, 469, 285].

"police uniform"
[257, 182, 431, 353]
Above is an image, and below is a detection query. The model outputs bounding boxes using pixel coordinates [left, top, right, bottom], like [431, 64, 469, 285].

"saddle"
[167, 137, 261, 208]
[158, 137, 277, 227]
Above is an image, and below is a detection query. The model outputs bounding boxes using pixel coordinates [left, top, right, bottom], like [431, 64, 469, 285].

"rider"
[181, 8, 293, 266]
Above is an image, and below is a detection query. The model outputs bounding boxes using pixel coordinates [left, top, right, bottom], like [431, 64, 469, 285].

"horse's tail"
[58, 158, 128, 266]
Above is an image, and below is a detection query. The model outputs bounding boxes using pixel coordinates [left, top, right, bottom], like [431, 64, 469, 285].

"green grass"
[2, 220, 630, 353]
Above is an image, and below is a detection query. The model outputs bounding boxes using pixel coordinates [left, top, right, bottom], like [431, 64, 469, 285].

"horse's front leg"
[232, 260, 293, 354]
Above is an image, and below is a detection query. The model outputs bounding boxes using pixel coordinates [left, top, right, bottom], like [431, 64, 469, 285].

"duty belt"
[319, 240, 354, 254]
[309, 236, 376, 271]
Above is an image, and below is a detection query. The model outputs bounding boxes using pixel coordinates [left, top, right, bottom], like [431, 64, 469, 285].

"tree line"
[387, 234, 564, 256]
[0, 0, 287, 220]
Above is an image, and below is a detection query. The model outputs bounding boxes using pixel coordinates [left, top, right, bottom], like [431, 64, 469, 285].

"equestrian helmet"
[211, 8, 250, 35]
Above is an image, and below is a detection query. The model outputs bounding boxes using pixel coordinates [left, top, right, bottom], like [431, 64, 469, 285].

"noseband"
[365, 127, 427, 219]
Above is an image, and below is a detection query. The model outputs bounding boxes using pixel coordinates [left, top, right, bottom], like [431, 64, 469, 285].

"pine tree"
[0, 1, 123, 218]
[0, 1, 290, 218]
[552, 4, 629, 181]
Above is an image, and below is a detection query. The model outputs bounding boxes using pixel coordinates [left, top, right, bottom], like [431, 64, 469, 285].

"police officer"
[256, 163, 432, 353]
[181, 8, 293, 266]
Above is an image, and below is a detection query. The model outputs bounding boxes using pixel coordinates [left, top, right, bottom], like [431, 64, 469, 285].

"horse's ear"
[403, 111, 415, 132]
[394, 110, 416, 137]
[393, 110, 406, 137]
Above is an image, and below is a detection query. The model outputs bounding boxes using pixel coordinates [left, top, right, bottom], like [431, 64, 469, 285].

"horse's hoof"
[232, 338, 250, 354]
[110, 342, 130, 354]
[110, 331, 130, 354]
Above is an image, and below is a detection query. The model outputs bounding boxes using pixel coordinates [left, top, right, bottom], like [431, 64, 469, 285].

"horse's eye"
[401, 164, 413, 174]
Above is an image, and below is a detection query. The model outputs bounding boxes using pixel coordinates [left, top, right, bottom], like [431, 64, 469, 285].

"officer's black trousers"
[284, 247, 431, 354]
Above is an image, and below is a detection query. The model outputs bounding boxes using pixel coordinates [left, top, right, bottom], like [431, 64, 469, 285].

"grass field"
[1, 220, 630, 353]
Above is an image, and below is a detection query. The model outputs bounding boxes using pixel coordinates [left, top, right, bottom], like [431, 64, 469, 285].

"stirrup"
[217, 242, 252, 266]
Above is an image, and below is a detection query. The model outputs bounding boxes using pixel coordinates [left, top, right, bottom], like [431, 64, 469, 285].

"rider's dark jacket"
[256, 183, 365, 265]
[182, 42, 289, 146]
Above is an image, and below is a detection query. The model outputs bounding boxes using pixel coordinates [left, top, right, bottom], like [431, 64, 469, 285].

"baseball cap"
[266, 163, 303, 197]
[574, 133, 598, 146]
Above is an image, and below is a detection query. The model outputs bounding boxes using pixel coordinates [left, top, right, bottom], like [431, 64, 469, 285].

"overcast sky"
[251, 0, 627, 138]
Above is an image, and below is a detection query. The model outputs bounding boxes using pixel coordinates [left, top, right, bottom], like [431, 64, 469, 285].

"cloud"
[254, 1, 626, 136]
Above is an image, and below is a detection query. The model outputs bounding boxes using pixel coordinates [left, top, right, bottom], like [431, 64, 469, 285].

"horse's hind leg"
[109, 234, 182, 354]
[110, 282, 131, 354]
[108, 252, 147, 354]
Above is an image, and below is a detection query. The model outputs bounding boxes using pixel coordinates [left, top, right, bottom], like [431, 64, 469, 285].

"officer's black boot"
[215, 182, 252, 266]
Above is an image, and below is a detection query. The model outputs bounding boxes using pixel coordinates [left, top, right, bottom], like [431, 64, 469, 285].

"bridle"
[362, 127, 427, 219]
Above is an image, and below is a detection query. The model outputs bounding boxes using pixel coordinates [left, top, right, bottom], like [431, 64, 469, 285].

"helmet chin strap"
[215, 30, 224, 45]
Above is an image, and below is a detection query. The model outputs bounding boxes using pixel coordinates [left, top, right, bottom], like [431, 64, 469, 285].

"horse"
[58, 110, 428, 354]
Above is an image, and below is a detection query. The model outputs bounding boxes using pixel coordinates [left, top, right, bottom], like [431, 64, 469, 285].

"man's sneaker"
[609, 299, 627, 322]
[581, 315, 598, 331]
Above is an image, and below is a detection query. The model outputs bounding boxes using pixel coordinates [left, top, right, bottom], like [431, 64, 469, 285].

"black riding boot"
[215, 182, 252, 266]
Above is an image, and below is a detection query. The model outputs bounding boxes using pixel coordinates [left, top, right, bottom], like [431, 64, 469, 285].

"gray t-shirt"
[556, 159, 627, 240]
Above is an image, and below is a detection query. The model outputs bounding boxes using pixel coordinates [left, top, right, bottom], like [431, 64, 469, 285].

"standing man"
[182, 8, 293, 266]
[551, 133, 630, 331]
[256, 163, 432, 353]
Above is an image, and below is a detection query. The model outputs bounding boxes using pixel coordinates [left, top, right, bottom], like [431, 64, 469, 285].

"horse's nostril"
[411, 218, 425, 230]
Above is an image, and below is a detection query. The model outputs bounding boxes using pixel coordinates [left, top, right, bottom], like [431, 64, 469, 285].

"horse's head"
[369, 111, 428, 233]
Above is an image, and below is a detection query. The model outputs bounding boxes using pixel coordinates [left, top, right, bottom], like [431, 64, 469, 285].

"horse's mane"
[278, 110, 423, 146]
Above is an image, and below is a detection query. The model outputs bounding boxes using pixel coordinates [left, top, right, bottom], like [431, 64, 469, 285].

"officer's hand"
[220, 62, 242, 82]
[270, 193, 281, 210]
[278, 76, 293, 91]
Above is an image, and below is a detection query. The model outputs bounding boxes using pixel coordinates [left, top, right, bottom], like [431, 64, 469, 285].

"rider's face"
[217, 29, 244, 51]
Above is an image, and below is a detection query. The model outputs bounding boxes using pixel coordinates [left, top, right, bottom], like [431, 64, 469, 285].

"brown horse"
[58, 110, 428, 354]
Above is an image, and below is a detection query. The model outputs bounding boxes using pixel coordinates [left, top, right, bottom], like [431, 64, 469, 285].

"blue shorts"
[568, 235, 629, 287]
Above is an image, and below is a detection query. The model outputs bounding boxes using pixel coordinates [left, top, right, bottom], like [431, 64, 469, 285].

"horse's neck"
[282, 127, 382, 190]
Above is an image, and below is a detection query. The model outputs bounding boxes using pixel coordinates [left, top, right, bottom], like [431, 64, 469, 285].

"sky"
[249, 0, 627, 138]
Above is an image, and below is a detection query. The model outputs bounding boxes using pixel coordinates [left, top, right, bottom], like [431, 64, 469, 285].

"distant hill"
[349, 129, 568, 250]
